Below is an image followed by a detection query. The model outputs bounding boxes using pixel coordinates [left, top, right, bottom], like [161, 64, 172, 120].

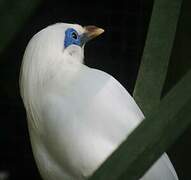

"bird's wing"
[81, 70, 178, 180]
[86, 68, 178, 180]
[85, 68, 145, 143]
[40, 66, 178, 179]
[142, 153, 179, 180]
[40, 67, 144, 177]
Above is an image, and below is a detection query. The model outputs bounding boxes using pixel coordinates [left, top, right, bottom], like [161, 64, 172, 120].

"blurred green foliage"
[0, 0, 42, 54]
[133, 0, 182, 116]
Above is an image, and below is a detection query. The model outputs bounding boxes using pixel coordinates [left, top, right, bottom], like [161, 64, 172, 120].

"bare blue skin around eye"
[64, 28, 82, 48]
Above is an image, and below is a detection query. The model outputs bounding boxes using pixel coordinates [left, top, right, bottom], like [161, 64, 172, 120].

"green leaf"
[133, 0, 182, 116]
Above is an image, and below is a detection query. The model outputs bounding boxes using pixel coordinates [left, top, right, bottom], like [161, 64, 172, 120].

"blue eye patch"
[64, 28, 82, 48]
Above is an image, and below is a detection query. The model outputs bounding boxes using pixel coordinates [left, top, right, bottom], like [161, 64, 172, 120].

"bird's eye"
[72, 32, 78, 39]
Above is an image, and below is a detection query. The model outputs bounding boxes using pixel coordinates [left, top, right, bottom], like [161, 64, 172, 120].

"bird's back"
[28, 65, 178, 180]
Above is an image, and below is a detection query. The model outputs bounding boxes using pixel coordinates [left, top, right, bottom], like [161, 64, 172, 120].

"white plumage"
[19, 23, 178, 180]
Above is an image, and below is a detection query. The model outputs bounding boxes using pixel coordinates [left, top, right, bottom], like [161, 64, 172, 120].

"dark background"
[0, 0, 190, 179]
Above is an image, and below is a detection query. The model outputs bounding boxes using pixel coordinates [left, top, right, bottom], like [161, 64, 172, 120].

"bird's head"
[20, 23, 104, 105]
[62, 23, 104, 62]
[24, 23, 104, 65]
[21, 23, 104, 80]
[63, 24, 104, 59]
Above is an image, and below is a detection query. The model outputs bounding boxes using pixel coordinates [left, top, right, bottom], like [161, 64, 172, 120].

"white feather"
[20, 23, 178, 180]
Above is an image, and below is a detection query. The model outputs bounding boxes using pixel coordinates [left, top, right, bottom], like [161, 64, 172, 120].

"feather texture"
[20, 23, 178, 180]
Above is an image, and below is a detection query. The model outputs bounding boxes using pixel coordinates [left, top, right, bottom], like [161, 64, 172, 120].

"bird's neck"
[21, 54, 84, 102]
[20, 54, 84, 130]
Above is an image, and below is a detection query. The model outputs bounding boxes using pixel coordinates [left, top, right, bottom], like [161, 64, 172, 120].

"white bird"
[19, 23, 178, 180]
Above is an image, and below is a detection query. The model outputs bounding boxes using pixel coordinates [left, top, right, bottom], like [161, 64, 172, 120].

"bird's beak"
[84, 26, 104, 40]
[81, 26, 104, 45]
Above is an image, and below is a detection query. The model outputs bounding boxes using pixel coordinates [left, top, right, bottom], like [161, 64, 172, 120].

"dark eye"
[72, 32, 78, 39]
